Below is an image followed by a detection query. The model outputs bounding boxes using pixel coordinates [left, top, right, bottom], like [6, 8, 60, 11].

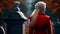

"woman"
[28, 1, 53, 34]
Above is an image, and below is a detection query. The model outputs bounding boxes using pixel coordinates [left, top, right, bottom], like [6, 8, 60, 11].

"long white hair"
[30, 1, 46, 26]
[35, 1, 46, 12]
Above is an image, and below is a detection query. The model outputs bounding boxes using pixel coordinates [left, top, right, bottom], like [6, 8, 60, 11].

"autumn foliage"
[0, 0, 15, 13]
[44, 0, 60, 14]
[2, 0, 15, 9]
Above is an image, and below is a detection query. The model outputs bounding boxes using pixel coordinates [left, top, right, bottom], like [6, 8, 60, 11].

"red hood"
[38, 10, 45, 15]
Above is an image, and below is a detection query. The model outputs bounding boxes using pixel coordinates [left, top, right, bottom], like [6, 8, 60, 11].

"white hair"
[35, 1, 46, 11]
[14, 1, 20, 4]
[30, 1, 46, 26]
[31, 1, 46, 16]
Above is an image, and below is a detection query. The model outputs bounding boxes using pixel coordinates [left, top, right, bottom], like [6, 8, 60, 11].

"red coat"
[28, 11, 53, 34]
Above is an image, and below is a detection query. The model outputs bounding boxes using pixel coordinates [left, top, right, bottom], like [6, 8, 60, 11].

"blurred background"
[0, 0, 60, 34]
